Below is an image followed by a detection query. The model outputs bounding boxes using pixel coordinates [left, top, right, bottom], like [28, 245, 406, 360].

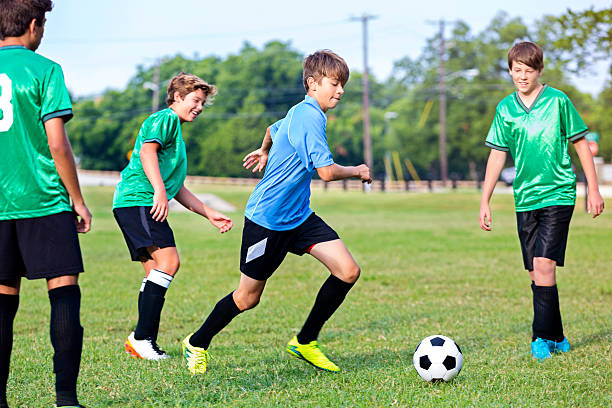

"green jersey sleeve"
[485, 107, 509, 151]
[41, 64, 73, 123]
[142, 110, 179, 147]
[560, 94, 588, 141]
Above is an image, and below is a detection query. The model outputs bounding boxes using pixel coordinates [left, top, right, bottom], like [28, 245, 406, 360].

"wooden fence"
[78, 170, 486, 192]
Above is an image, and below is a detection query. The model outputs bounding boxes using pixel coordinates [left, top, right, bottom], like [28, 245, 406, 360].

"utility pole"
[438, 19, 448, 184]
[350, 14, 377, 176]
[152, 60, 161, 113]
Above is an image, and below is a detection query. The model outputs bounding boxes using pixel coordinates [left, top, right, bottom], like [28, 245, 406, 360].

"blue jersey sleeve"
[287, 107, 334, 170]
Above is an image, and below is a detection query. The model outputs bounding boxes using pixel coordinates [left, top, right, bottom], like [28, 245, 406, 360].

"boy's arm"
[479, 149, 507, 231]
[316, 163, 372, 183]
[140, 142, 168, 222]
[174, 185, 233, 233]
[260, 126, 273, 152]
[243, 126, 272, 173]
[573, 138, 605, 218]
[44, 117, 91, 233]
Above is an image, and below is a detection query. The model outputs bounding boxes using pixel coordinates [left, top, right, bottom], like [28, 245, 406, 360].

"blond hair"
[166, 73, 217, 106]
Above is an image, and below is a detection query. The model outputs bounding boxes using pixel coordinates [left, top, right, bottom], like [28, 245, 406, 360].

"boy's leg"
[13, 212, 84, 405]
[113, 207, 177, 352]
[126, 246, 178, 360]
[521, 206, 572, 358]
[47, 275, 83, 408]
[0, 281, 20, 408]
[134, 247, 178, 341]
[189, 273, 265, 350]
[188, 215, 285, 350]
[183, 274, 264, 374]
[531, 257, 564, 342]
[286, 239, 358, 372]
[297, 239, 359, 344]
[137, 274, 147, 336]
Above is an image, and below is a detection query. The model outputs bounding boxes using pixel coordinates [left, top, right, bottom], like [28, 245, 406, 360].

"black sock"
[134, 279, 168, 340]
[0, 294, 18, 408]
[137, 277, 146, 319]
[49, 285, 83, 408]
[297, 275, 355, 344]
[190, 292, 241, 349]
[532, 284, 564, 342]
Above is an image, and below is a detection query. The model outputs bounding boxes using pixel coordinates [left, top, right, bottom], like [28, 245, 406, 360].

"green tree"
[67, 8, 609, 179]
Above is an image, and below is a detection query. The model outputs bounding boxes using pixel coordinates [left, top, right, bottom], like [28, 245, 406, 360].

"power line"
[50, 19, 349, 45]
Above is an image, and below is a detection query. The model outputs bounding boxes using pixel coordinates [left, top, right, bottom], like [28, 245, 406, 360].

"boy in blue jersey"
[182, 50, 371, 374]
[0, 1, 91, 407]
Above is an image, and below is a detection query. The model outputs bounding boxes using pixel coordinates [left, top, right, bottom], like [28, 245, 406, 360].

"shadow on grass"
[571, 329, 612, 349]
[95, 343, 464, 407]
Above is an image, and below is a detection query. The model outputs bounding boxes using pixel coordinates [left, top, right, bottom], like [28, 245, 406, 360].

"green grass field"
[8, 186, 612, 407]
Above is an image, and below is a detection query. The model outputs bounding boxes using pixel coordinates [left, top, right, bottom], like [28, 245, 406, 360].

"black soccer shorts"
[239, 213, 339, 281]
[516, 205, 574, 271]
[113, 206, 176, 262]
[0, 211, 83, 280]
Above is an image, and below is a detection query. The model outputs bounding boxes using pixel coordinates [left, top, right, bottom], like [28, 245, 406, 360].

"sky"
[37, 0, 611, 97]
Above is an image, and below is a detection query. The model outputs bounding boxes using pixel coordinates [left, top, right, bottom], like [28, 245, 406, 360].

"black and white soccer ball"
[413, 335, 463, 382]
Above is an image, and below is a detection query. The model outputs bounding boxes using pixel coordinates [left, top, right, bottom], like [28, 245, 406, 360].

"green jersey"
[486, 85, 587, 212]
[113, 108, 187, 208]
[0, 46, 73, 220]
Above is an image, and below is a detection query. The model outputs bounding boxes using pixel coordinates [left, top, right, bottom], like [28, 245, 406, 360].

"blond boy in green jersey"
[113, 73, 233, 361]
[0, 1, 92, 406]
[479, 41, 604, 360]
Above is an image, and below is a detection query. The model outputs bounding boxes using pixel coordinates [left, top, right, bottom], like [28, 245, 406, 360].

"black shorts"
[113, 206, 176, 262]
[516, 205, 574, 271]
[0, 211, 83, 280]
[240, 213, 340, 281]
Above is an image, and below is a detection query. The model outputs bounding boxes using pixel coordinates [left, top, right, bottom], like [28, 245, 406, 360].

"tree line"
[66, 8, 612, 180]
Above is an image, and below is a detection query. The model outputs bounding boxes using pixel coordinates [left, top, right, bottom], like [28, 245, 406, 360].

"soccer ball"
[413, 335, 463, 382]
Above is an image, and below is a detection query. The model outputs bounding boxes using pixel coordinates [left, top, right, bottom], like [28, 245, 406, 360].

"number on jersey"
[0, 74, 13, 132]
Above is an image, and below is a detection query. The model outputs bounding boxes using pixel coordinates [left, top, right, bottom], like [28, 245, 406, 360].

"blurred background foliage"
[67, 7, 612, 180]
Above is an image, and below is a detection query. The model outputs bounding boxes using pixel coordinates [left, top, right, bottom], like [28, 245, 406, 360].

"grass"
[8, 185, 612, 407]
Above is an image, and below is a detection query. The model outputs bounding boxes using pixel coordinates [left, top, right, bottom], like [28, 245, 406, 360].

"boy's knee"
[342, 264, 360, 284]
[157, 257, 180, 275]
[233, 291, 260, 311]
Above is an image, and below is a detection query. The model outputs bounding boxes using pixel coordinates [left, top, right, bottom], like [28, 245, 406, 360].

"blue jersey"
[245, 95, 334, 230]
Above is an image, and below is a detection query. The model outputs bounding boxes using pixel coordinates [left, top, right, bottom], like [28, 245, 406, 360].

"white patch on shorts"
[246, 238, 268, 263]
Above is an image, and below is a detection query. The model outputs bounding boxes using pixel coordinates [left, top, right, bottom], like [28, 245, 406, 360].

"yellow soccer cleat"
[182, 333, 208, 374]
[286, 336, 340, 372]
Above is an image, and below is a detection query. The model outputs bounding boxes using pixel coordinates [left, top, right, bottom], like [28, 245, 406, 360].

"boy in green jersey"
[113, 73, 233, 361]
[0, 1, 92, 407]
[479, 42, 605, 360]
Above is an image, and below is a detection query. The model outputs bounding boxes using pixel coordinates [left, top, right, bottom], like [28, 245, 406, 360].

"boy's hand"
[587, 190, 605, 218]
[479, 203, 492, 231]
[72, 202, 92, 233]
[356, 164, 372, 184]
[207, 209, 233, 233]
[243, 148, 269, 173]
[151, 190, 169, 222]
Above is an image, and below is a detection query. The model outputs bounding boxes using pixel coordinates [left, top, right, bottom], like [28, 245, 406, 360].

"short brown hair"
[0, 0, 52, 40]
[166, 73, 217, 106]
[302, 50, 349, 91]
[508, 41, 544, 71]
